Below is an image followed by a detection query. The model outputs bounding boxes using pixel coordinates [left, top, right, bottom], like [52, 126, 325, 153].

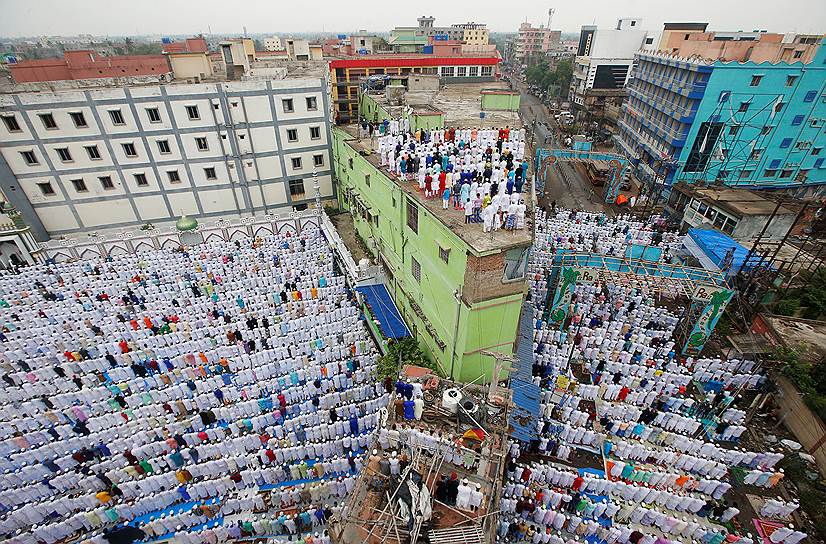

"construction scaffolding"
[328, 369, 512, 544]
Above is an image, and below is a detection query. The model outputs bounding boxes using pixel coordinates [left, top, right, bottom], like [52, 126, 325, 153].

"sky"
[0, 0, 824, 38]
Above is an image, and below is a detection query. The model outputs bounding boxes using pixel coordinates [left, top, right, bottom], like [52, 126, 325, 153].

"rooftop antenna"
[547, 8, 555, 29]
[243, 26, 247, 37]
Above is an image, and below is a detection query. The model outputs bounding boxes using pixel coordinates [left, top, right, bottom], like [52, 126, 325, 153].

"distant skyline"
[0, 0, 824, 38]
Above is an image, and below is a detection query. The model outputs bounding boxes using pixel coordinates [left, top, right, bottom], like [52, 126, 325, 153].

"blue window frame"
[803, 90, 817, 103]
[769, 159, 781, 169]
[780, 138, 792, 148]
[791, 115, 804, 126]
[816, 158, 824, 169]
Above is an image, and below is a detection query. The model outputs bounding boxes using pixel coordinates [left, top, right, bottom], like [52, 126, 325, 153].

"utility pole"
[480, 350, 515, 401]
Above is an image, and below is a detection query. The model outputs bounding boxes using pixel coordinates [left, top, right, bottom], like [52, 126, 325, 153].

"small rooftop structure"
[328, 369, 511, 544]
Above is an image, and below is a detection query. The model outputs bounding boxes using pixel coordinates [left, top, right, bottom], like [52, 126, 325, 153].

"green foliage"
[777, 346, 826, 421]
[780, 454, 826, 543]
[774, 297, 800, 316]
[525, 59, 573, 99]
[377, 337, 436, 380]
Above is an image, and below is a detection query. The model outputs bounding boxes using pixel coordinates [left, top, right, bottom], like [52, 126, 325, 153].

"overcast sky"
[1, 0, 824, 37]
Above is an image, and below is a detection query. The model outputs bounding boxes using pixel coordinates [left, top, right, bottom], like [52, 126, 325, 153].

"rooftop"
[368, 81, 521, 132]
[673, 183, 797, 218]
[340, 123, 532, 255]
[762, 313, 826, 363]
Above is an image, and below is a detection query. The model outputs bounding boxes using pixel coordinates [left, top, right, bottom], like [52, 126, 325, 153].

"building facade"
[513, 22, 562, 66]
[570, 19, 654, 122]
[615, 37, 826, 192]
[332, 127, 529, 382]
[0, 77, 335, 240]
[263, 37, 283, 52]
[390, 17, 489, 53]
[8, 50, 171, 84]
[329, 55, 499, 123]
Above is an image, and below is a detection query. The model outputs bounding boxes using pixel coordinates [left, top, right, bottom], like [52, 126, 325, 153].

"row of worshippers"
[0, 228, 389, 544]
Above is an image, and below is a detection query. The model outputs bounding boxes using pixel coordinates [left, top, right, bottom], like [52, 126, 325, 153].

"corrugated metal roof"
[509, 301, 540, 442]
[355, 284, 410, 339]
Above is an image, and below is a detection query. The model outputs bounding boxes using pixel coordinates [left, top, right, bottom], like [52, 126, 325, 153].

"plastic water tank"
[442, 388, 461, 415]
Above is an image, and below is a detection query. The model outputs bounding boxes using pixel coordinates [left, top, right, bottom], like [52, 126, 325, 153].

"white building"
[570, 18, 654, 119]
[0, 77, 334, 241]
[263, 36, 283, 51]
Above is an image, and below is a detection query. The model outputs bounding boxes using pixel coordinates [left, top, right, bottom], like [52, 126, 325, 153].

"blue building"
[616, 38, 826, 196]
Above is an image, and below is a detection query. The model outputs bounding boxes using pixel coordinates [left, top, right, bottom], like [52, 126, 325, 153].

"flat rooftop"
[370, 81, 522, 131]
[673, 183, 797, 218]
[763, 313, 826, 362]
[341, 125, 533, 255]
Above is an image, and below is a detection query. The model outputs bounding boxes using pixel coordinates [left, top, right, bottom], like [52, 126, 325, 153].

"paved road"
[516, 83, 605, 213]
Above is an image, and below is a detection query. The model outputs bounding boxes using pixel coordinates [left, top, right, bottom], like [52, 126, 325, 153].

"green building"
[481, 89, 521, 112]
[358, 93, 445, 133]
[332, 126, 531, 383]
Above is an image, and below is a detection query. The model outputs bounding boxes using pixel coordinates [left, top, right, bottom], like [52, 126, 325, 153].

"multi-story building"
[7, 50, 171, 84]
[0, 76, 335, 240]
[332, 125, 530, 381]
[389, 16, 489, 53]
[657, 27, 823, 64]
[615, 30, 826, 193]
[512, 22, 562, 66]
[569, 18, 654, 123]
[263, 37, 283, 52]
[329, 54, 500, 123]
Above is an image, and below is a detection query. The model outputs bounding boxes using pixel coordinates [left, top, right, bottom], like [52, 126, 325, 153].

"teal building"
[616, 39, 826, 195]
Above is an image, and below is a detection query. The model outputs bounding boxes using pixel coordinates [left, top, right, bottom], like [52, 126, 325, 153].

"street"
[517, 83, 606, 213]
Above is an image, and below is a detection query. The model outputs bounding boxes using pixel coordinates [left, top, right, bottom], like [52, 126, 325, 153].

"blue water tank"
[422, 45, 433, 54]
[338, 34, 347, 40]
[161, 37, 172, 44]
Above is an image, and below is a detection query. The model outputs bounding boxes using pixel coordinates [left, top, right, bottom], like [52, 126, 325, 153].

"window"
[795, 141, 811, 151]
[407, 200, 418, 233]
[167, 170, 181, 183]
[204, 167, 217, 180]
[803, 90, 817, 103]
[728, 125, 739, 136]
[289, 178, 305, 197]
[440, 66, 455, 77]
[780, 138, 792, 148]
[37, 182, 55, 196]
[195, 137, 209, 151]
[456, 67, 467, 77]
[282, 98, 294, 113]
[85, 145, 101, 160]
[20, 150, 38, 165]
[146, 108, 161, 123]
[109, 110, 125, 125]
[411, 257, 421, 283]
[310, 126, 321, 140]
[122, 143, 137, 157]
[764, 169, 778, 177]
[439, 246, 450, 263]
[791, 115, 804, 126]
[774, 101, 785, 114]
[185, 105, 200, 120]
[750, 148, 763, 160]
[306, 96, 317, 111]
[348, 158, 354, 169]
[56, 147, 72, 162]
[813, 147, 822, 156]
[749, 75, 763, 86]
[39, 113, 57, 129]
[157, 140, 171, 154]
[739, 170, 754, 178]
[796, 169, 810, 182]
[779, 169, 793, 178]
[1, 115, 20, 132]
[69, 111, 87, 128]
[364, 174, 370, 187]
[761, 125, 772, 135]
[738, 101, 750, 113]
[291, 157, 303, 170]
[99, 176, 114, 190]
[71, 179, 88, 193]
[469, 66, 479, 77]
[134, 173, 148, 186]
[785, 75, 798, 87]
[481, 66, 492, 76]
[503, 247, 530, 281]
[287, 129, 298, 142]
[794, 50, 804, 59]
[313, 154, 324, 167]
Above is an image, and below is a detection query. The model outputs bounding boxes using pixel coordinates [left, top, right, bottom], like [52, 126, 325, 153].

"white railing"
[41, 211, 325, 263]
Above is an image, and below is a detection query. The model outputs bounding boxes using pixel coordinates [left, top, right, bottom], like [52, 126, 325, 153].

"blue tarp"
[688, 228, 765, 274]
[355, 284, 410, 339]
[509, 302, 540, 442]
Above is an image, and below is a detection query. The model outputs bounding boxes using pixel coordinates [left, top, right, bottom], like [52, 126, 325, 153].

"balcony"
[626, 86, 697, 124]
[621, 103, 689, 147]
[617, 118, 674, 161]
[632, 69, 708, 99]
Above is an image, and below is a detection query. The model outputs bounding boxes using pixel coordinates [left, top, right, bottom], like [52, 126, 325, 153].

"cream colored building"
[0, 76, 334, 241]
[264, 36, 283, 51]
[167, 51, 214, 81]
[454, 23, 489, 46]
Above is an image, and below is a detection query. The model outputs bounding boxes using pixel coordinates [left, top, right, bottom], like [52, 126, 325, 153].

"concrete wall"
[169, 54, 213, 80]
[589, 28, 649, 59]
[733, 213, 797, 241]
[774, 375, 826, 476]
[482, 92, 521, 112]
[0, 78, 334, 239]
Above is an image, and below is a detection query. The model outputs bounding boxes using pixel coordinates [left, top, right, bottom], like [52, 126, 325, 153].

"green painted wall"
[333, 127, 523, 383]
[410, 113, 444, 132]
[481, 92, 521, 112]
[359, 94, 444, 133]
